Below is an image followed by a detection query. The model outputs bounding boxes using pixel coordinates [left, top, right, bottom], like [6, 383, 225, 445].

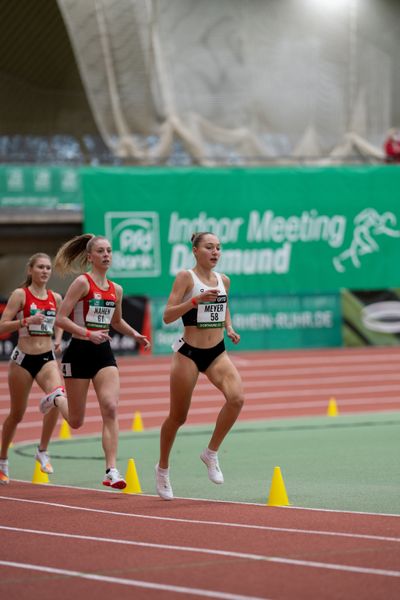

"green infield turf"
[10, 411, 400, 514]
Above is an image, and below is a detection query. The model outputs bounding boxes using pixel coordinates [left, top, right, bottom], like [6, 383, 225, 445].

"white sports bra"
[182, 270, 227, 328]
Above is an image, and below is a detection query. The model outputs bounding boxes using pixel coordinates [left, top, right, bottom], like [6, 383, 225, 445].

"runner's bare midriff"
[17, 336, 53, 355]
[183, 325, 224, 349]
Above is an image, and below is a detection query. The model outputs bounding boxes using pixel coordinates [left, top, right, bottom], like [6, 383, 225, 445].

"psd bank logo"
[105, 212, 161, 278]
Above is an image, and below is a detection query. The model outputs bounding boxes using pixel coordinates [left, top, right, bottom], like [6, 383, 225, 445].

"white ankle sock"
[205, 448, 217, 458]
[157, 465, 169, 474]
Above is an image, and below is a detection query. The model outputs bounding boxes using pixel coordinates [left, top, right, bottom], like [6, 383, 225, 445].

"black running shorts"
[177, 339, 225, 372]
[10, 347, 55, 378]
[61, 338, 117, 379]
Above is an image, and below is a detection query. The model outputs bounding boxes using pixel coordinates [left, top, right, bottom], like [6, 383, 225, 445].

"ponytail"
[54, 233, 97, 275]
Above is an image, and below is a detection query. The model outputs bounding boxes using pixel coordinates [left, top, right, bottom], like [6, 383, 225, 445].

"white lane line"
[230, 354, 400, 368]
[0, 529, 399, 580]
[115, 352, 400, 369]
[2, 372, 400, 401]
[2, 361, 400, 391]
[2, 390, 400, 419]
[1, 497, 399, 542]
[3, 380, 400, 409]
[234, 353, 378, 366]
[117, 363, 400, 382]
[0, 524, 269, 560]
[265, 558, 400, 578]
[7, 400, 400, 429]
[1, 352, 400, 381]
[4, 482, 400, 517]
[0, 350, 399, 381]
[0, 560, 266, 600]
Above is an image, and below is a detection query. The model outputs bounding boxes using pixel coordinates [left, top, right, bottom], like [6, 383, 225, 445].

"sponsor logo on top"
[105, 212, 161, 278]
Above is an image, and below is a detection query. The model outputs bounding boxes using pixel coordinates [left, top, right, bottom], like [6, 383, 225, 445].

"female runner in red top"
[0, 253, 68, 484]
[42, 234, 150, 489]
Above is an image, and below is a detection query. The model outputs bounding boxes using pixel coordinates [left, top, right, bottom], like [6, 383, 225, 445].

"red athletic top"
[18, 287, 57, 337]
[71, 273, 117, 331]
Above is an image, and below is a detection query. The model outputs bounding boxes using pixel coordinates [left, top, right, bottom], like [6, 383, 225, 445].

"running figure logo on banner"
[333, 208, 400, 272]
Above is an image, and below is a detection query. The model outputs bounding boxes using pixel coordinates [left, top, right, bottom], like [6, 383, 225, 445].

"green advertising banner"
[151, 292, 342, 354]
[82, 166, 400, 296]
[0, 166, 82, 208]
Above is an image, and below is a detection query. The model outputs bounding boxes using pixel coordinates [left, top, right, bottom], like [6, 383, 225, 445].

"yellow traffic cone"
[59, 419, 72, 440]
[131, 411, 144, 432]
[32, 461, 49, 484]
[266, 466, 290, 506]
[327, 397, 339, 417]
[123, 458, 142, 494]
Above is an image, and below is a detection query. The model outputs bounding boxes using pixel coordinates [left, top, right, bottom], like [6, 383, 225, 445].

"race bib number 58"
[197, 295, 227, 329]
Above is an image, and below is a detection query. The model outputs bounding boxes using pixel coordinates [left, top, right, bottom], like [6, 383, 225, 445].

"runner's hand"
[135, 334, 151, 350]
[88, 330, 111, 344]
[226, 325, 240, 345]
[198, 288, 220, 302]
[28, 313, 45, 325]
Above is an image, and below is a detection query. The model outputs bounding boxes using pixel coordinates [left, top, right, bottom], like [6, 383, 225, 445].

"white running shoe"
[155, 464, 174, 500]
[200, 449, 224, 484]
[102, 468, 127, 490]
[35, 448, 54, 474]
[40, 387, 65, 415]
[0, 459, 9, 485]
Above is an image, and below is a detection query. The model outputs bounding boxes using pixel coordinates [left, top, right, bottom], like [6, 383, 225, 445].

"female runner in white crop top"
[155, 232, 244, 500]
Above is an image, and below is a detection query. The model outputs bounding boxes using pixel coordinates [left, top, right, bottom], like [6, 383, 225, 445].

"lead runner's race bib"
[28, 308, 56, 336]
[196, 295, 227, 329]
[86, 299, 116, 330]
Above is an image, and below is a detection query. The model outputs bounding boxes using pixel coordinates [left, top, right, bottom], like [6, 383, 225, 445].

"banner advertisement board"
[151, 292, 342, 355]
[0, 166, 82, 208]
[82, 166, 400, 296]
[2, 167, 399, 357]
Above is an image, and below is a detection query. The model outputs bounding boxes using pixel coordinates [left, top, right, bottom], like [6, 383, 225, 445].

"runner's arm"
[0, 289, 44, 334]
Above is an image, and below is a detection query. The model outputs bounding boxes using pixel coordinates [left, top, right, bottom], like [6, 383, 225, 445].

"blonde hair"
[21, 253, 51, 287]
[54, 234, 107, 275]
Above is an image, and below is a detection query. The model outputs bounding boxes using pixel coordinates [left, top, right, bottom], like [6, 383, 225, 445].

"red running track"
[1, 346, 400, 442]
[0, 481, 399, 600]
[0, 347, 400, 599]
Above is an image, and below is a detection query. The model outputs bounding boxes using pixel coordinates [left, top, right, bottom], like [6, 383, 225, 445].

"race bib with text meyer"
[196, 295, 227, 328]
